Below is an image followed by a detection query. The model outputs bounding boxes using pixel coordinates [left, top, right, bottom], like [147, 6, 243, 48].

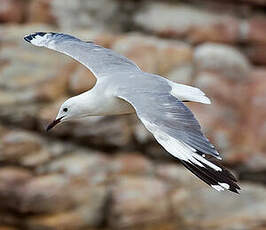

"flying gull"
[24, 32, 240, 193]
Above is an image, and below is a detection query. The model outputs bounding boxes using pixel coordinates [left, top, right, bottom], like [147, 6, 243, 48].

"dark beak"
[46, 116, 64, 132]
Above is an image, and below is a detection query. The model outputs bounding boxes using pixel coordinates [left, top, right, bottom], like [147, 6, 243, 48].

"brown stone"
[109, 176, 170, 228]
[26, 210, 86, 230]
[0, 212, 22, 227]
[0, 167, 32, 211]
[16, 174, 71, 213]
[189, 18, 240, 44]
[246, 17, 266, 44]
[194, 72, 248, 107]
[0, 131, 42, 163]
[113, 36, 158, 73]
[0, 126, 8, 137]
[28, 0, 55, 24]
[166, 64, 194, 84]
[111, 153, 153, 175]
[171, 184, 266, 230]
[113, 34, 192, 75]
[194, 43, 251, 80]
[0, 92, 17, 106]
[38, 98, 66, 125]
[26, 201, 107, 230]
[0, 0, 26, 23]
[36, 62, 75, 102]
[50, 0, 120, 30]
[244, 45, 266, 65]
[94, 33, 121, 48]
[16, 174, 106, 215]
[39, 151, 110, 182]
[245, 68, 266, 156]
[157, 42, 193, 75]
[155, 164, 203, 189]
[10, 151, 110, 214]
[134, 3, 241, 44]
[20, 149, 52, 168]
[68, 64, 96, 95]
[0, 167, 32, 186]
[0, 227, 18, 230]
[237, 0, 266, 5]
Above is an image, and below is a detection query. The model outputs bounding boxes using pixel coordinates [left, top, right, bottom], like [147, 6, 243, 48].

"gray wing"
[117, 76, 240, 193]
[117, 76, 220, 159]
[24, 32, 141, 79]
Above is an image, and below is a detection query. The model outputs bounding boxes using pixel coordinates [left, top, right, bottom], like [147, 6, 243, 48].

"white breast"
[98, 96, 135, 115]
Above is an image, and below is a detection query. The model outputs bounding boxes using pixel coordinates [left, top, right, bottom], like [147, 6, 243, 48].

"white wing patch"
[142, 118, 221, 171]
[219, 182, 230, 189]
[153, 127, 221, 171]
[212, 183, 230, 191]
[211, 185, 225, 192]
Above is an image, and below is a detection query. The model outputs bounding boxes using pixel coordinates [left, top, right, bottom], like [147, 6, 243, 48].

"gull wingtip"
[24, 33, 33, 43]
[23, 32, 50, 46]
[24, 32, 48, 42]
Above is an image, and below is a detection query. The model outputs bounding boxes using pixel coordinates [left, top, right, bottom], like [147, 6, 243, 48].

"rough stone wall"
[0, 1, 266, 230]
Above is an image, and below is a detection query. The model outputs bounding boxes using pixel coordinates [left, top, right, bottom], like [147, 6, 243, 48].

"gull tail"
[180, 153, 240, 193]
[170, 82, 211, 104]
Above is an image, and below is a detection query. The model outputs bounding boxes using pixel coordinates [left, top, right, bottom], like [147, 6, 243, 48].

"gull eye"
[63, 108, 68, 112]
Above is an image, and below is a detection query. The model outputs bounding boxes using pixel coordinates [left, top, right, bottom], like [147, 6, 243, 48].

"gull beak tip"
[46, 116, 64, 132]
[46, 121, 55, 132]
[46, 125, 52, 132]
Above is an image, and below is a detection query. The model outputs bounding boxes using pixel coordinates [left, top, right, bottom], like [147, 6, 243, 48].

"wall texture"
[0, 1, 266, 230]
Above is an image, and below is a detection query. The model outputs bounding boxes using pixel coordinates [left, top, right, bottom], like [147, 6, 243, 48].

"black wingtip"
[24, 34, 33, 43]
[180, 159, 241, 194]
[24, 32, 47, 43]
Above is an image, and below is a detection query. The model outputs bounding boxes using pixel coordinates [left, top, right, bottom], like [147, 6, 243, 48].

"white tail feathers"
[170, 82, 211, 104]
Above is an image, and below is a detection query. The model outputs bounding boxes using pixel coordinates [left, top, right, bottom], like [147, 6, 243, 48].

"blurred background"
[0, 0, 266, 230]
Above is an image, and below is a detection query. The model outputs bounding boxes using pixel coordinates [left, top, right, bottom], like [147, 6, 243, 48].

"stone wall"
[0, 1, 266, 230]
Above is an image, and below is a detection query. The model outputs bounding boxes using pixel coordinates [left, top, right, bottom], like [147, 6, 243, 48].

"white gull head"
[46, 88, 134, 131]
[46, 95, 89, 131]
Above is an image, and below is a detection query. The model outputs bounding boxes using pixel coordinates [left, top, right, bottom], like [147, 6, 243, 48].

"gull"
[24, 32, 240, 193]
